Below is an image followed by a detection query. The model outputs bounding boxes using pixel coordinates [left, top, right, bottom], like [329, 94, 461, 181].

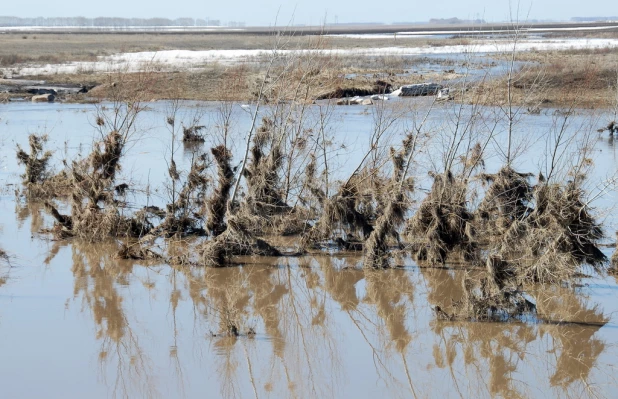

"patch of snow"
[4, 37, 618, 76]
[328, 25, 618, 39]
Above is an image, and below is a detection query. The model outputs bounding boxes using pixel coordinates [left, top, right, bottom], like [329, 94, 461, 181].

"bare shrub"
[157, 152, 210, 237]
[205, 145, 235, 236]
[182, 124, 206, 143]
[491, 181, 606, 284]
[41, 68, 154, 242]
[475, 166, 534, 238]
[200, 215, 280, 267]
[363, 132, 420, 268]
[405, 171, 476, 264]
[15, 134, 58, 198]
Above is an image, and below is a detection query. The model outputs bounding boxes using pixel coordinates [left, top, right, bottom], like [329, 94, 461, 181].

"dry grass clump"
[205, 145, 235, 236]
[242, 118, 290, 218]
[303, 173, 375, 249]
[362, 192, 405, 268]
[270, 207, 313, 236]
[157, 153, 210, 237]
[16, 134, 55, 197]
[476, 166, 533, 238]
[405, 171, 476, 264]
[200, 215, 281, 267]
[363, 134, 417, 269]
[494, 181, 606, 284]
[16, 134, 52, 185]
[182, 124, 206, 143]
[15, 134, 73, 199]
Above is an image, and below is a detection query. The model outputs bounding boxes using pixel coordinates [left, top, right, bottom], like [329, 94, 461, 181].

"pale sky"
[1, 0, 615, 26]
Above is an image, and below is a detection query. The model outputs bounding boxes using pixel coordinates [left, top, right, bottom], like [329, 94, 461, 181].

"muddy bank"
[0, 78, 95, 102]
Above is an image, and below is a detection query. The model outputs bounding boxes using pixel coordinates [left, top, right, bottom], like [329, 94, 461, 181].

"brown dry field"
[1, 32, 617, 108]
[0, 32, 472, 64]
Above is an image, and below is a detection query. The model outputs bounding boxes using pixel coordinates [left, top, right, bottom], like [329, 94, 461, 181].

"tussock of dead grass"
[16, 134, 51, 183]
[200, 215, 280, 267]
[405, 171, 476, 264]
[206, 145, 235, 236]
[303, 173, 375, 249]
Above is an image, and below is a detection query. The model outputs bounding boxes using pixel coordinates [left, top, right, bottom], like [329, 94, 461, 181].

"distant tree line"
[0, 16, 249, 27]
[428, 18, 486, 24]
[571, 16, 618, 22]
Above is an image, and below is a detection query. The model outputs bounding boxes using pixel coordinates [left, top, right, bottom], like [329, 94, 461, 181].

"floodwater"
[1, 100, 618, 398]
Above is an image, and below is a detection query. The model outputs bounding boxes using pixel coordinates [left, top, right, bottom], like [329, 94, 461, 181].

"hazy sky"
[2, 1, 615, 26]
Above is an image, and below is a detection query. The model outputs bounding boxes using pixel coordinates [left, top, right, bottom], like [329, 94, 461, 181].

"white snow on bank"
[329, 25, 618, 38]
[4, 37, 618, 76]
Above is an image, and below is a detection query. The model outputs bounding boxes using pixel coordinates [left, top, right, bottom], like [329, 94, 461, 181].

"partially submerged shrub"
[303, 173, 375, 249]
[493, 181, 606, 284]
[206, 145, 235, 236]
[476, 166, 533, 238]
[405, 171, 476, 264]
[200, 215, 280, 267]
[182, 124, 206, 143]
[42, 128, 151, 242]
[157, 152, 210, 237]
[16, 134, 54, 196]
[363, 133, 418, 269]
[243, 118, 290, 218]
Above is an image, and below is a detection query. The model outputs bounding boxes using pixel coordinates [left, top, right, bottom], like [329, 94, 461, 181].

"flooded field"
[1, 100, 618, 398]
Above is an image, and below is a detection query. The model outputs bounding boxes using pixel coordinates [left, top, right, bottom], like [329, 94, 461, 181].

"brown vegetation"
[10, 30, 615, 327]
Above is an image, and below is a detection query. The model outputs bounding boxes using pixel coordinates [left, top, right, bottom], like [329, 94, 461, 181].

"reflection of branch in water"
[70, 241, 159, 399]
[15, 200, 44, 235]
[175, 258, 343, 398]
[319, 258, 418, 395]
[316, 255, 364, 311]
[401, 353, 419, 399]
[285, 261, 322, 398]
[168, 268, 186, 398]
[422, 265, 612, 398]
[423, 266, 533, 398]
[432, 322, 529, 398]
[43, 239, 68, 265]
[346, 309, 398, 388]
[534, 285, 607, 394]
[363, 269, 414, 352]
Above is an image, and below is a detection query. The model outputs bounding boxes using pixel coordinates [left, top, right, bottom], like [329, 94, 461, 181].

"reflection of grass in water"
[0, 248, 9, 287]
[26, 231, 616, 398]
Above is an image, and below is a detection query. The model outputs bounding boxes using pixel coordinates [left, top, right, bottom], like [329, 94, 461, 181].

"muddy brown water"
[1, 101, 618, 398]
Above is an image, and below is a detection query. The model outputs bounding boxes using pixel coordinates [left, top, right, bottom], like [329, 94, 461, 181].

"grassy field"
[0, 30, 617, 108]
[0, 32, 469, 67]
